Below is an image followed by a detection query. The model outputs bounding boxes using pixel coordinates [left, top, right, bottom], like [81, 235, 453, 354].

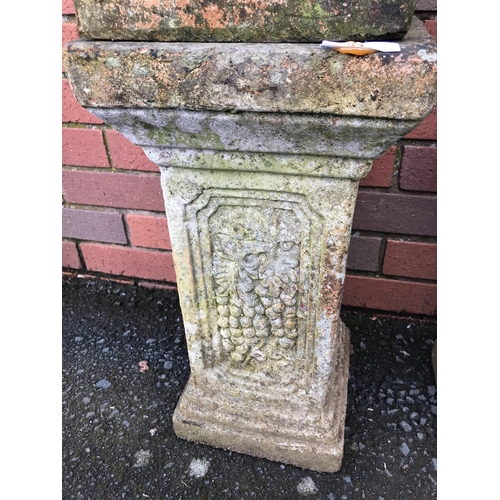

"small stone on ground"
[297, 476, 319, 495]
[189, 458, 210, 478]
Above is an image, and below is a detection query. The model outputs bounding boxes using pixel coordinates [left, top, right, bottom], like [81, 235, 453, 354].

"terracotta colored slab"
[73, 0, 416, 42]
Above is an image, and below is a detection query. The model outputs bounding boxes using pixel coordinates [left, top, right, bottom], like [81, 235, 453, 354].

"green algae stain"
[139, 119, 225, 150]
[299, 0, 328, 19]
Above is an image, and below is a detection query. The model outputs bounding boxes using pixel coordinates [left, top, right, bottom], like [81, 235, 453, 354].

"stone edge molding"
[64, 16, 437, 473]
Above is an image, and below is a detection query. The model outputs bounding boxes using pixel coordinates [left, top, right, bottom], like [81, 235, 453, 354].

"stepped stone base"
[173, 322, 350, 473]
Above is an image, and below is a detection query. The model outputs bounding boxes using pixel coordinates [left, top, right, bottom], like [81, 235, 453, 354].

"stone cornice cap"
[65, 17, 436, 121]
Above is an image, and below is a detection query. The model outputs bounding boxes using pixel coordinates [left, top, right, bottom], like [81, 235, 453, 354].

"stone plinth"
[73, 0, 416, 42]
[64, 17, 436, 472]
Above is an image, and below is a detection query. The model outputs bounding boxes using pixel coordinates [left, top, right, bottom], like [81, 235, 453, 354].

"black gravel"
[62, 276, 437, 500]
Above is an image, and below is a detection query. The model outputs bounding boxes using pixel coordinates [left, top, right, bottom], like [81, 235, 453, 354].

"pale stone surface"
[64, 14, 437, 473]
[73, 0, 416, 42]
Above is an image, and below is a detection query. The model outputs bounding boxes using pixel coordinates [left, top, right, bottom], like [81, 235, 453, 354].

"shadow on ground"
[62, 276, 437, 500]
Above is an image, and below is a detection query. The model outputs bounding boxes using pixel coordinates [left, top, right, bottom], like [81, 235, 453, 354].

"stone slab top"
[65, 17, 436, 121]
[73, 0, 416, 43]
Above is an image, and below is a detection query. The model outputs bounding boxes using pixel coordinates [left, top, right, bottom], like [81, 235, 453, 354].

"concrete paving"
[62, 276, 437, 499]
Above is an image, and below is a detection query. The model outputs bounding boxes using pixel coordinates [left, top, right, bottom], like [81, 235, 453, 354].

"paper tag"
[321, 41, 401, 53]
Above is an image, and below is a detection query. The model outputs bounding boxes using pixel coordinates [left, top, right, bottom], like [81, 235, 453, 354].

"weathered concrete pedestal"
[65, 14, 436, 472]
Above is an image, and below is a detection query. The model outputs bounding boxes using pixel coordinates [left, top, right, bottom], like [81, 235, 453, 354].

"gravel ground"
[62, 276, 437, 500]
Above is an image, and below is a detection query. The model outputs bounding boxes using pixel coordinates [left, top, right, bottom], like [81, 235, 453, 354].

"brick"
[62, 0, 75, 15]
[62, 208, 127, 244]
[405, 106, 436, 140]
[62, 22, 78, 47]
[416, 0, 437, 11]
[81, 243, 177, 282]
[342, 275, 437, 316]
[62, 22, 78, 71]
[425, 19, 437, 42]
[108, 278, 136, 285]
[346, 235, 382, 272]
[62, 128, 109, 167]
[352, 191, 436, 236]
[106, 130, 159, 172]
[139, 282, 178, 291]
[400, 146, 437, 192]
[62, 240, 81, 269]
[360, 146, 395, 188]
[127, 214, 171, 250]
[382, 240, 437, 280]
[62, 79, 104, 124]
[75, 273, 100, 280]
[62, 170, 165, 211]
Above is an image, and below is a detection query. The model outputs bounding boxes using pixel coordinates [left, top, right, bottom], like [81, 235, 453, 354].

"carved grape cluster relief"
[210, 206, 301, 367]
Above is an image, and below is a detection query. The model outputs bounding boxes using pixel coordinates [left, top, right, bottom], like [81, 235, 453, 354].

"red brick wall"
[62, 0, 437, 316]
